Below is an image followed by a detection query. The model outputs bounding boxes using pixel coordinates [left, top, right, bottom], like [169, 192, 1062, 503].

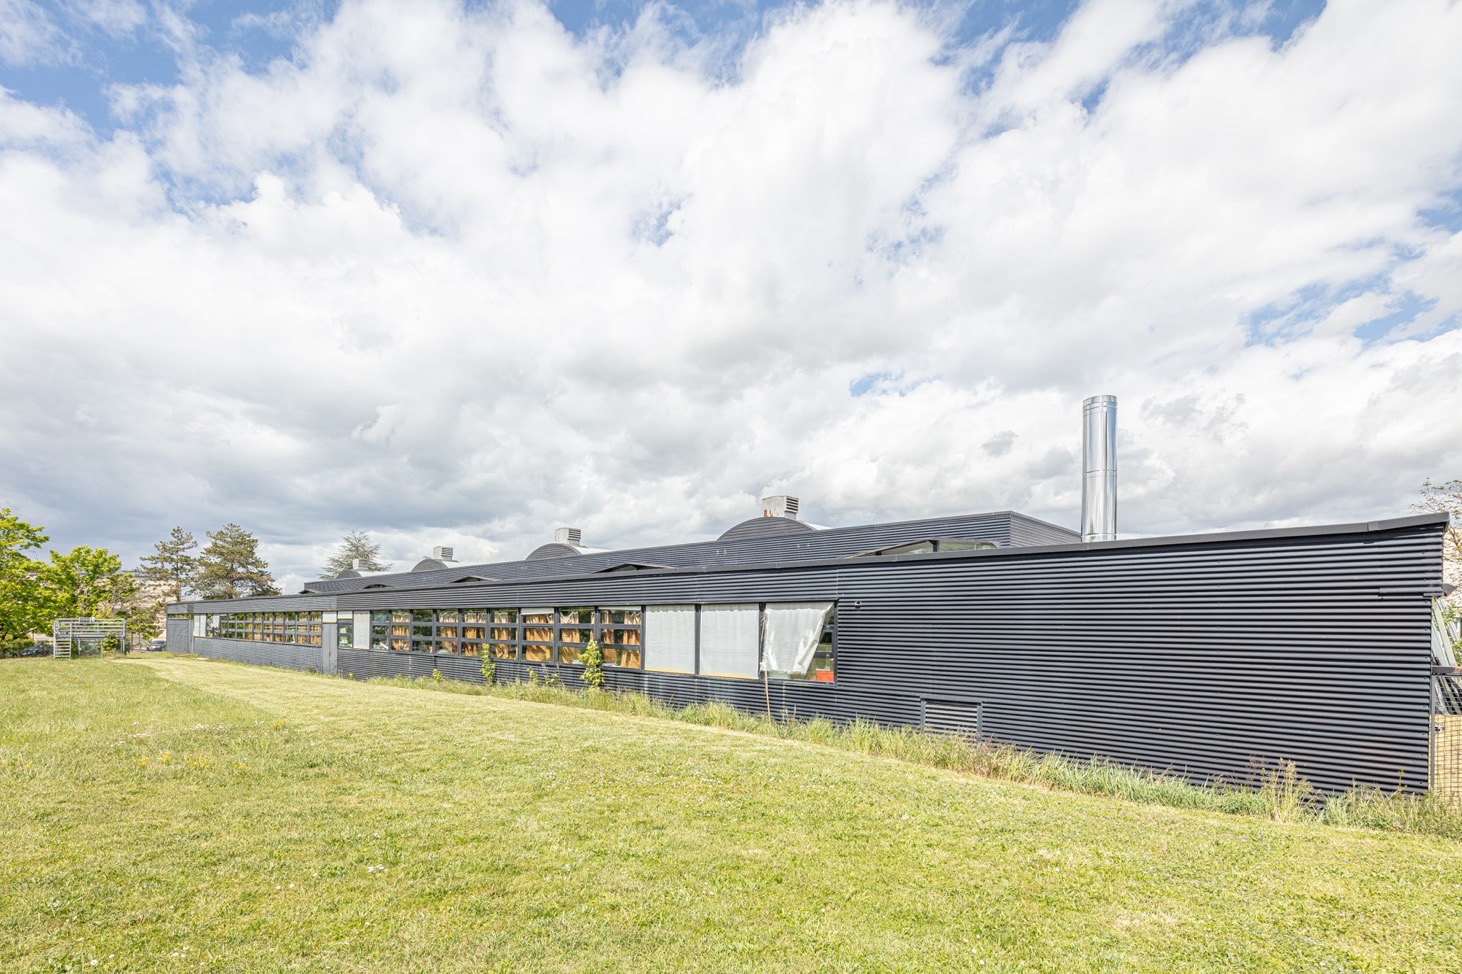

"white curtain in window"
[762, 602, 833, 675]
[699, 604, 759, 678]
[353, 611, 372, 650]
[645, 605, 696, 673]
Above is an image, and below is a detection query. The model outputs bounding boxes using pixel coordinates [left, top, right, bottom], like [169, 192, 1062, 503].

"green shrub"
[580, 639, 604, 691]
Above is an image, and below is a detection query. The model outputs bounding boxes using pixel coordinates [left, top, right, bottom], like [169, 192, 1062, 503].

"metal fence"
[1432, 603, 1461, 802]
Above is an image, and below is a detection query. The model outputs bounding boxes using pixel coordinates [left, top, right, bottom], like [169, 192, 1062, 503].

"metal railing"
[1432, 601, 1461, 801]
[52, 618, 127, 659]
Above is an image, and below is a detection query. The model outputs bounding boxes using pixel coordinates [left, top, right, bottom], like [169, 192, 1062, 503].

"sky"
[1, 0, 1459, 595]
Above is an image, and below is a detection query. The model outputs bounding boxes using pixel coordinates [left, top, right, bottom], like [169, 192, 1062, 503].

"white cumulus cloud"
[0, 0, 1460, 593]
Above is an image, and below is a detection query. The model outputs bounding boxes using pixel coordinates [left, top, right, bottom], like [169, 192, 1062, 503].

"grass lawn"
[2, 658, 1460, 973]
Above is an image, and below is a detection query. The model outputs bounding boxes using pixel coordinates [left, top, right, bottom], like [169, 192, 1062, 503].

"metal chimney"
[1081, 395, 1117, 542]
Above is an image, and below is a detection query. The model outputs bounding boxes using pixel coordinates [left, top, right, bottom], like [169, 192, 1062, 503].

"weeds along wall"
[168, 515, 1446, 795]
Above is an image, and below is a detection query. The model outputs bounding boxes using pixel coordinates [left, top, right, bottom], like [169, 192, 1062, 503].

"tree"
[322, 531, 391, 578]
[40, 546, 137, 619]
[194, 524, 278, 599]
[1414, 478, 1462, 608]
[138, 526, 198, 602]
[0, 507, 49, 640]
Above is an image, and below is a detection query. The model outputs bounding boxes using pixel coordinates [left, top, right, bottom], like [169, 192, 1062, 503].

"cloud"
[0, 0, 1460, 591]
[0, 0, 69, 66]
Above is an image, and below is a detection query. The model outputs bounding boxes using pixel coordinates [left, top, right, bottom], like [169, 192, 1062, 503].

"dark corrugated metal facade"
[167, 512, 1446, 794]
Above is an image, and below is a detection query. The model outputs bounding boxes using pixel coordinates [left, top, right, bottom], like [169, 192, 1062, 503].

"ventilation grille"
[760, 495, 799, 519]
[922, 698, 983, 740]
[554, 527, 582, 546]
[432, 546, 454, 562]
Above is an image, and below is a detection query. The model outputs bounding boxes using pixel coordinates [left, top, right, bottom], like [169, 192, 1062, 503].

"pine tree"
[321, 531, 391, 578]
[195, 524, 279, 600]
[138, 526, 198, 602]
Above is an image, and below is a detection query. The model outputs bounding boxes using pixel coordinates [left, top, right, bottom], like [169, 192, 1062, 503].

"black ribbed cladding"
[191, 637, 325, 673]
[174, 515, 1444, 795]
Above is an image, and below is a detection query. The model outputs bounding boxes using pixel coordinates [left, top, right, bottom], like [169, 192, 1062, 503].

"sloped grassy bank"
[366, 666, 1462, 839]
[2, 656, 1460, 973]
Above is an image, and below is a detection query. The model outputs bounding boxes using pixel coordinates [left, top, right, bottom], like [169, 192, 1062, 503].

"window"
[436, 609, 460, 655]
[391, 611, 411, 653]
[644, 605, 695, 673]
[762, 602, 835, 682]
[460, 609, 487, 657]
[489, 609, 518, 659]
[372, 611, 391, 651]
[556, 607, 594, 664]
[699, 604, 759, 679]
[522, 609, 553, 662]
[597, 607, 642, 667]
[337, 619, 354, 650]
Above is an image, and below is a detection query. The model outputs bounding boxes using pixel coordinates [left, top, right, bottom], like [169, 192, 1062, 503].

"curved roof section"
[717, 516, 816, 542]
[412, 557, 449, 572]
[526, 542, 583, 561]
[301, 511, 1078, 594]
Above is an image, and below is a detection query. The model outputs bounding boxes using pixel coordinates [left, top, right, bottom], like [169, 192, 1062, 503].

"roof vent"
[554, 527, 582, 546]
[761, 495, 799, 519]
[351, 558, 362, 571]
[432, 546, 455, 562]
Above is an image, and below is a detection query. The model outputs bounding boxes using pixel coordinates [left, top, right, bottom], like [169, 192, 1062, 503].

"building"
[166, 498, 1449, 794]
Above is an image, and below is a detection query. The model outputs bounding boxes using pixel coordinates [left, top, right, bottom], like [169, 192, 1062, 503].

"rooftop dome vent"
[718, 496, 815, 542]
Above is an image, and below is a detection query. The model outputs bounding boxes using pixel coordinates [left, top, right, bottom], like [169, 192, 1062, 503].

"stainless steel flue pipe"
[1081, 395, 1117, 542]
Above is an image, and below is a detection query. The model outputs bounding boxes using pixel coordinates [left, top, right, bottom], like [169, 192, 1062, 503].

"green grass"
[2, 658, 1460, 973]
[372, 669, 1462, 838]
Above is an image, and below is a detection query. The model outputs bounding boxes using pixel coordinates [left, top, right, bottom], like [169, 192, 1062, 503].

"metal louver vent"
[922, 698, 984, 740]
[760, 495, 799, 519]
